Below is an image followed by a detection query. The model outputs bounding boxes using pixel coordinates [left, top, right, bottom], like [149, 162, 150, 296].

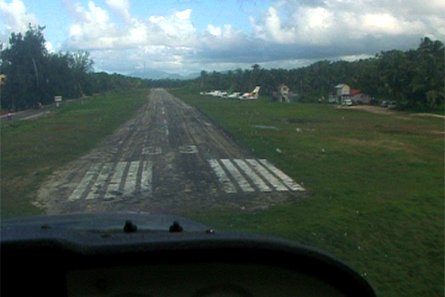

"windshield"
[1, 1, 444, 296]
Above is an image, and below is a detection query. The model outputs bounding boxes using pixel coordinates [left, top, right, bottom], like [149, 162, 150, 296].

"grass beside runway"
[170, 87, 444, 297]
[0, 89, 149, 218]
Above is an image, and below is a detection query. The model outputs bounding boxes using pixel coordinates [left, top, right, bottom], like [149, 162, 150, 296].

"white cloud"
[207, 24, 222, 37]
[0, 0, 38, 40]
[428, 16, 445, 39]
[45, 41, 54, 53]
[63, 2, 236, 73]
[148, 8, 196, 44]
[263, 7, 295, 43]
[105, 0, 131, 22]
[202, 24, 245, 50]
[64, 1, 198, 51]
[65, 1, 118, 49]
[251, 0, 445, 45]
[361, 13, 425, 35]
[75, 1, 110, 25]
[1, 0, 444, 75]
[251, 5, 336, 45]
[58, 0, 445, 74]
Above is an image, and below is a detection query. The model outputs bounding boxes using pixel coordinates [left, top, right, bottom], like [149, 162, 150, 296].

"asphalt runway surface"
[35, 89, 305, 214]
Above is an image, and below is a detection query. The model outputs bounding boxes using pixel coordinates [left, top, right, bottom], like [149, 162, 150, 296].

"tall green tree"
[1, 24, 47, 110]
[0, 26, 98, 110]
[409, 37, 444, 109]
[69, 51, 94, 96]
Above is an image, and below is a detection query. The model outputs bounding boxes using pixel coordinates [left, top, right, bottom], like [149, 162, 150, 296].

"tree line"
[0, 25, 144, 111]
[193, 37, 444, 111]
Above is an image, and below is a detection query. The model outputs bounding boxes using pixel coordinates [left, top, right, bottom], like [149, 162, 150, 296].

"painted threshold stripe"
[141, 160, 153, 193]
[233, 159, 272, 192]
[259, 159, 305, 191]
[221, 159, 254, 192]
[246, 159, 288, 191]
[143, 146, 162, 155]
[68, 163, 101, 201]
[105, 162, 127, 199]
[123, 161, 140, 194]
[86, 163, 112, 200]
[208, 159, 236, 193]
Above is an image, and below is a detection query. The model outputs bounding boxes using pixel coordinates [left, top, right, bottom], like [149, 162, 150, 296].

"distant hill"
[129, 69, 199, 80]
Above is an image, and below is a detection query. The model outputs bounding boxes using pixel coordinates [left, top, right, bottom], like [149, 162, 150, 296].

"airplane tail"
[252, 86, 260, 95]
[252, 86, 260, 98]
[240, 86, 261, 99]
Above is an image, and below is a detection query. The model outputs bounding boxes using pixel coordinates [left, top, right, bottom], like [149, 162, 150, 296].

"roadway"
[0, 99, 76, 122]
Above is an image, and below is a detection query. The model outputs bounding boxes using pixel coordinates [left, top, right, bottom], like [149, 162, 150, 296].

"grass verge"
[170, 87, 444, 297]
[1, 89, 149, 218]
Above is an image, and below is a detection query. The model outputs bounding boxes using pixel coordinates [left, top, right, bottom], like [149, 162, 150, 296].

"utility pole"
[0, 74, 6, 109]
[0, 43, 5, 111]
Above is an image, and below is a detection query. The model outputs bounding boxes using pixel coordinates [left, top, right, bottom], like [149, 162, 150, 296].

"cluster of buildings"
[274, 83, 373, 105]
[328, 84, 372, 105]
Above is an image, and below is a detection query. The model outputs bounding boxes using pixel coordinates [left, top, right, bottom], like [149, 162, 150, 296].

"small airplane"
[200, 90, 222, 96]
[227, 92, 241, 98]
[200, 86, 260, 100]
[239, 86, 260, 100]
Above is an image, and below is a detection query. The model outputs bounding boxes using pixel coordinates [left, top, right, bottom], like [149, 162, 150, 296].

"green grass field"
[170, 87, 444, 297]
[0, 89, 149, 218]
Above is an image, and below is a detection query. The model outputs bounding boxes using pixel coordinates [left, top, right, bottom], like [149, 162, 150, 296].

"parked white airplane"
[200, 87, 260, 100]
[239, 86, 260, 100]
[200, 90, 223, 96]
[227, 92, 241, 98]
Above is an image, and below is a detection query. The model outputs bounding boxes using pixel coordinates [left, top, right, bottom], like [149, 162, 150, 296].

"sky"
[1, 0, 444, 75]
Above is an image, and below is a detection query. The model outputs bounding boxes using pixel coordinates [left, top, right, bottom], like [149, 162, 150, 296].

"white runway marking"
[143, 146, 162, 155]
[86, 163, 112, 200]
[259, 159, 305, 191]
[208, 159, 303, 193]
[141, 160, 153, 194]
[233, 159, 272, 192]
[220, 159, 255, 192]
[123, 161, 140, 194]
[162, 117, 169, 136]
[246, 159, 288, 191]
[68, 157, 303, 201]
[208, 159, 237, 193]
[68, 163, 101, 201]
[69, 160, 154, 201]
[179, 145, 198, 154]
[105, 162, 127, 199]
